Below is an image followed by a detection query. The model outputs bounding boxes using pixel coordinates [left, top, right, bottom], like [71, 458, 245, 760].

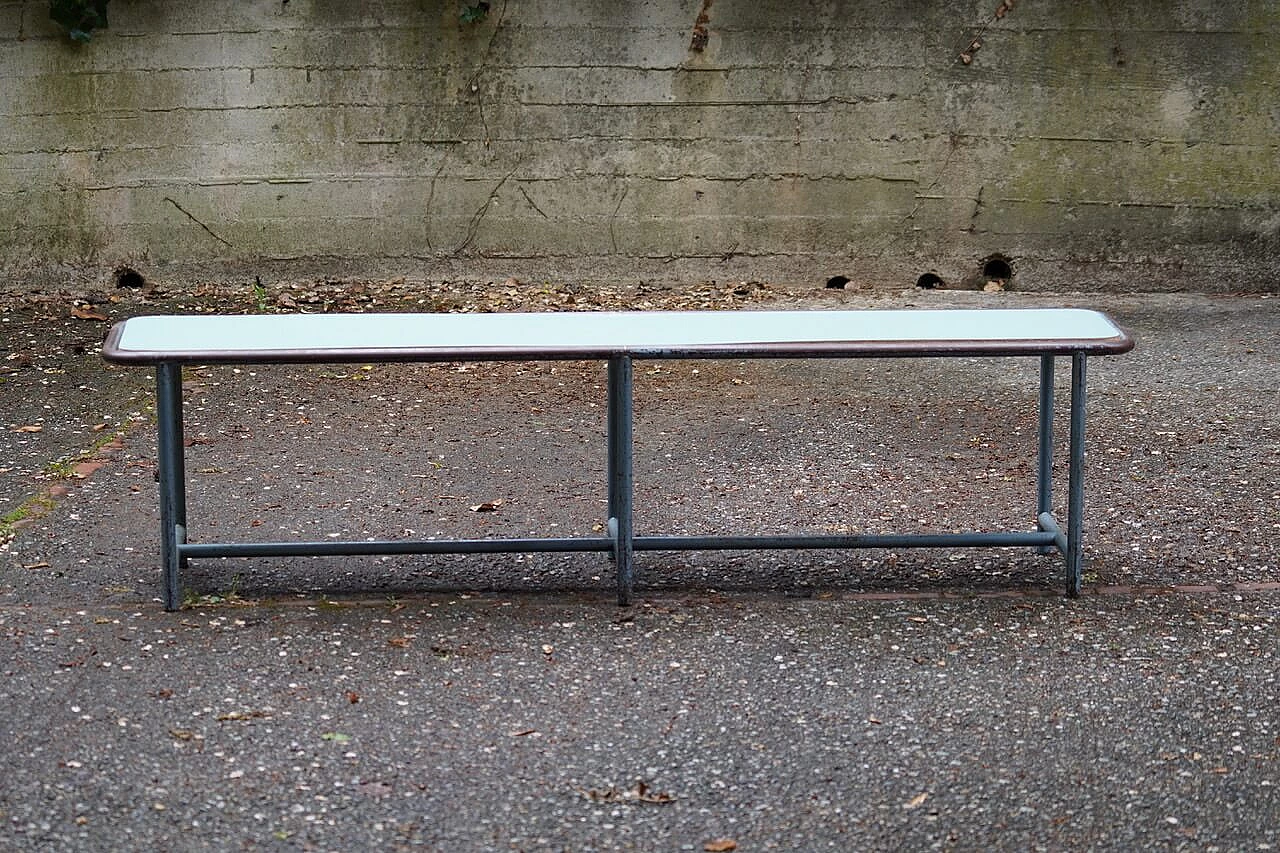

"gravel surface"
[0, 284, 1276, 850]
[0, 593, 1275, 851]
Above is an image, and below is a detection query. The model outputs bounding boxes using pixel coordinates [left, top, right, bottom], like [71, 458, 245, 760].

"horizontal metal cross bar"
[180, 537, 615, 559]
[633, 531, 1058, 551]
[177, 529, 1059, 561]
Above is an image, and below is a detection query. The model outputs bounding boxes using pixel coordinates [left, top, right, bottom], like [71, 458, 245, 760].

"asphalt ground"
[0, 287, 1276, 851]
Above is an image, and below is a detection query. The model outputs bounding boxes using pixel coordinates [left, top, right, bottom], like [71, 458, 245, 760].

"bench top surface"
[102, 308, 1133, 364]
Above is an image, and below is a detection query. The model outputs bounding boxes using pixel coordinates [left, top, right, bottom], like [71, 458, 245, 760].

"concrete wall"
[2, 0, 1277, 293]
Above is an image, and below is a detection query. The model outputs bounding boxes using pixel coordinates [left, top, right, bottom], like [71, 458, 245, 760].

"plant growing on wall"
[460, 3, 491, 23]
[50, 0, 108, 42]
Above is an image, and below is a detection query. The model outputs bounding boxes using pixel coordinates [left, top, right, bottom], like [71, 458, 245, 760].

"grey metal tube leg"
[606, 356, 635, 605]
[606, 361, 618, 529]
[1065, 354, 1087, 597]
[1036, 355, 1055, 553]
[155, 363, 187, 611]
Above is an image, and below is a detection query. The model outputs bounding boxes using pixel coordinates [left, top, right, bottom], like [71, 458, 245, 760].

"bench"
[102, 307, 1133, 610]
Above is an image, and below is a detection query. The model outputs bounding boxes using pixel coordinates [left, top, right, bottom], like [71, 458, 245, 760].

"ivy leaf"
[459, 2, 490, 24]
[50, 0, 110, 42]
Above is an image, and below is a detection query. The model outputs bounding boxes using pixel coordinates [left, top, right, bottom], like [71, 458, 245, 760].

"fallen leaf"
[904, 792, 929, 810]
[705, 840, 738, 852]
[387, 636, 411, 648]
[358, 779, 393, 797]
[13, 425, 43, 433]
[345, 690, 361, 704]
[218, 710, 270, 722]
[635, 783, 675, 803]
[585, 780, 673, 805]
[71, 305, 108, 321]
[908, 616, 928, 623]
[469, 499, 504, 512]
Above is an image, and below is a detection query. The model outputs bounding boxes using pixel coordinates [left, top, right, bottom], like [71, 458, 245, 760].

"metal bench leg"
[606, 356, 635, 606]
[155, 363, 187, 611]
[1065, 354, 1087, 597]
[1036, 355, 1055, 554]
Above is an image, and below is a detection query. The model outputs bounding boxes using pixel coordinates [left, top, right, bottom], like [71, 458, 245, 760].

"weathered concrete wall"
[1, 0, 1277, 293]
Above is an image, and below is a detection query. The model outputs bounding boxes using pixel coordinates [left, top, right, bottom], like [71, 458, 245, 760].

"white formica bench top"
[102, 308, 1133, 364]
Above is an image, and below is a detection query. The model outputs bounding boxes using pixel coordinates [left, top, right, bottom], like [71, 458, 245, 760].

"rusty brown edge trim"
[102, 330, 1134, 367]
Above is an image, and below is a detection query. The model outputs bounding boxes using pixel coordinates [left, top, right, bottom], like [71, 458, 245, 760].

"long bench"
[102, 307, 1133, 610]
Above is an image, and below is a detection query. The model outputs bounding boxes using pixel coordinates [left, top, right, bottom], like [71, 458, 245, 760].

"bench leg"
[607, 356, 635, 606]
[1065, 354, 1087, 597]
[1036, 355, 1055, 554]
[1034, 350, 1054, 555]
[156, 363, 187, 611]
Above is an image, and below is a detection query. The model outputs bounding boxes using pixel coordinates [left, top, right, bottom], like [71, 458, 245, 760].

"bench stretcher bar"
[119, 309, 1129, 610]
[178, 531, 1061, 561]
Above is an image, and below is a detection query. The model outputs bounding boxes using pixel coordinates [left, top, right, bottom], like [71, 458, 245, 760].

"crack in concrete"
[517, 184, 548, 219]
[515, 95, 899, 109]
[609, 185, 629, 254]
[453, 166, 517, 254]
[163, 196, 233, 247]
[462, 0, 509, 149]
[423, 147, 456, 254]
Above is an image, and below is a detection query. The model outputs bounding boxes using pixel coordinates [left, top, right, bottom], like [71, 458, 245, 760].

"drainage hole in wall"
[981, 255, 1013, 280]
[115, 267, 146, 289]
[915, 273, 944, 289]
[825, 275, 850, 289]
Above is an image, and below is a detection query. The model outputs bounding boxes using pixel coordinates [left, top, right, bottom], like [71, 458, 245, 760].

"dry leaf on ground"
[71, 305, 108, 321]
[581, 780, 674, 805]
[904, 792, 930, 809]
